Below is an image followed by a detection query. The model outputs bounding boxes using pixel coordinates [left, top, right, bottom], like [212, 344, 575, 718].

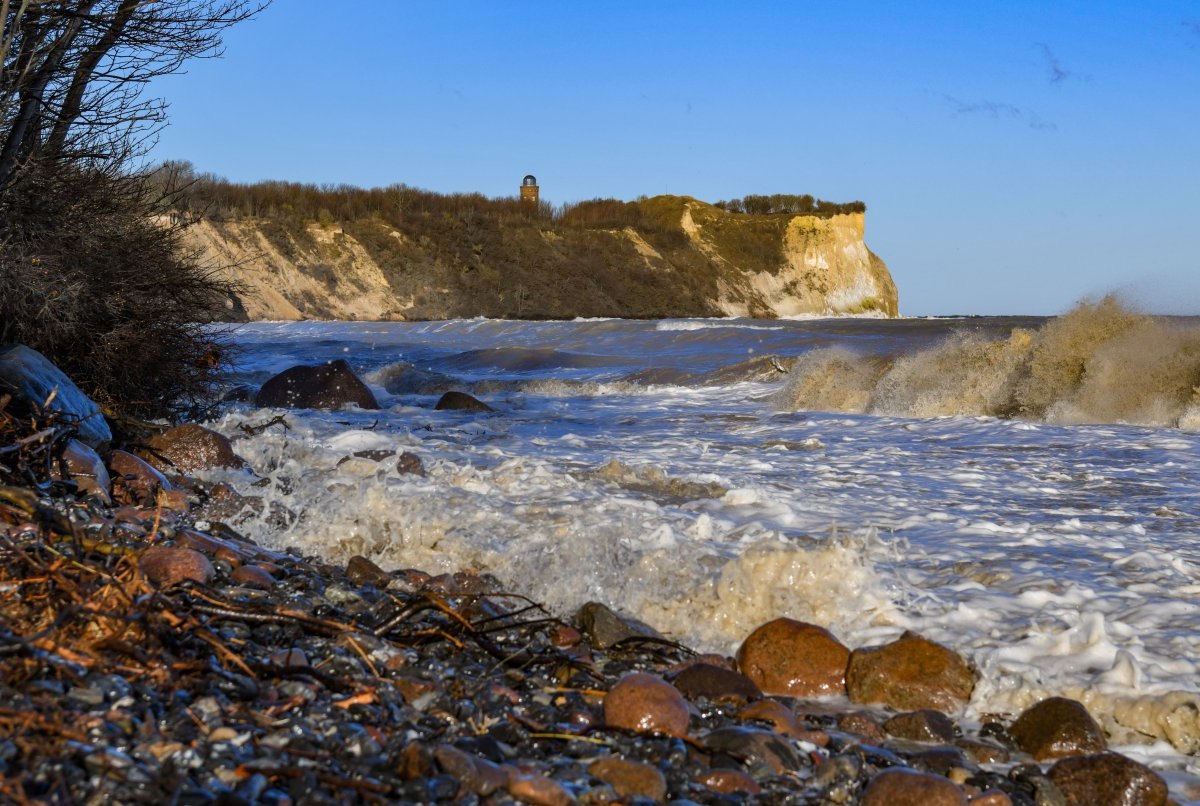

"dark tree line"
[0, 1, 266, 417]
[714, 194, 866, 216]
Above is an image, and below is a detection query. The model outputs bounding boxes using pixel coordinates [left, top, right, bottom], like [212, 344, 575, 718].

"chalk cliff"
[186, 196, 897, 321]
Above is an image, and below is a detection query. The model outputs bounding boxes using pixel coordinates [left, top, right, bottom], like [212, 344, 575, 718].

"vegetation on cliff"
[158, 166, 896, 321]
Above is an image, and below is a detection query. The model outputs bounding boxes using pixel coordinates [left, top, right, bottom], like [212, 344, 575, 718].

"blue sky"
[152, 1, 1200, 315]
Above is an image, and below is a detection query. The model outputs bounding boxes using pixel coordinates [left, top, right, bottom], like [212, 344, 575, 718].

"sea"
[200, 304, 1200, 796]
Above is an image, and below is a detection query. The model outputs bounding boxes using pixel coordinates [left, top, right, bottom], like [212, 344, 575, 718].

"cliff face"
[187, 196, 897, 321]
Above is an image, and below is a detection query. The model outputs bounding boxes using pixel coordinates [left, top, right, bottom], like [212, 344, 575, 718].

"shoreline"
[0, 411, 1187, 804]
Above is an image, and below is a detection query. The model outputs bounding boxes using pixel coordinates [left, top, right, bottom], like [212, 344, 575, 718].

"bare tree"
[0, 0, 264, 190]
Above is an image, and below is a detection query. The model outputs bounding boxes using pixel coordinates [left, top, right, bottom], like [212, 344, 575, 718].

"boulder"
[846, 631, 976, 712]
[434, 391, 493, 412]
[1047, 752, 1167, 806]
[144, 423, 244, 473]
[736, 618, 850, 697]
[0, 344, 111, 449]
[1009, 697, 1106, 761]
[254, 359, 379, 410]
[603, 672, 690, 737]
[861, 768, 968, 806]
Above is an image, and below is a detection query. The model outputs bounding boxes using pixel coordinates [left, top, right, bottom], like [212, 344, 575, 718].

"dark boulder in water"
[434, 391, 494, 412]
[254, 359, 379, 410]
[0, 344, 111, 449]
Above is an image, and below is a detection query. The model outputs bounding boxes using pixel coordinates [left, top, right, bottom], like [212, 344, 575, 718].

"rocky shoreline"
[0, 346, 1176, 804]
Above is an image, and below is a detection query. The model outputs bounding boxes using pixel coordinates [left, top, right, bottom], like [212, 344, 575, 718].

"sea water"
[199, 310, 1200, 795]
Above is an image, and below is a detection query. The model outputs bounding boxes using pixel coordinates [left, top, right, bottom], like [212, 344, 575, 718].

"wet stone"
[230, 564, 275, 589]
[736, 617, 851, 697]
[254, 359, 380, 410]
[603, 672, 690, 737]
[345, 554, 390, 588]
[862, 768, 969, 806]
[1047, 752, 1167, 806]
[1008, 697, 1106, 761]
[673, 662, 762, 704]
[139, 546, 214, 588]
[703, 726, 805, 775]
[837, 711, 887, 742]
[884, 709, 958, 743]
[588, 757, 667, 801]
[396, 451, 425, 476]
[847, 631, 977, 712]
[507, 773, 573, 806]
[698, 768, 762, 795]
[144, 423, 244, 473]
[577, 601, 661, 649]
[434, 390, 494, 412]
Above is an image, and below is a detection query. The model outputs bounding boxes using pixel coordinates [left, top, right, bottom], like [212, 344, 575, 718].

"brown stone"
[230, 565, 275, 589]
[144, 424, 244, 474]
[704, 726, 804, 775]
[603, 672, 689, 737]
[59, 439, 111, 504]
[884, 709, 958, 743]
[862, 768, 968, 806]
[549, 624, 582, 648]
[956, 738, 1011, 765]
[735, 618, 850, 697]
[139, 546, 214, 588]
[345, 555, 390, 588]
[587, 757, 666, 801]
[1009, 697, 1106, 760]
[110, 449, 175, 505]
[1047, 752, 1167, 806]
[213, 547, 242, 568]
[837, 711, 887, 742]
[254, 359, 380, 410]
[396, 451, 425, 476]
[736, 699, 829, 745]
[909, 747, 969, 777]
[969, 791, 1013, 806]
[577, 601, 661, 649]
[395, 742, 433, 780]
[434, 391, 494, 412]
[673, 662, 762, 704]
[506, 774, 573, 806]
[434, 745, 511, 796]
[393, 677, 437, 704]
[846, 631, 976, 712]
[698, 768, 761, 795]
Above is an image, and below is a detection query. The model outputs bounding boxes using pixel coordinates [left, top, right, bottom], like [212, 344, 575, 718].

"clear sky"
[151, 1, 1200, 316]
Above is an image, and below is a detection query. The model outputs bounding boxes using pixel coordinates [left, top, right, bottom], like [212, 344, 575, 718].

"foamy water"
[202, 311, 1200, 795]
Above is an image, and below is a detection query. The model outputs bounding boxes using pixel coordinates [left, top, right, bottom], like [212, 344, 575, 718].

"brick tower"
[520, 174, 539, 204]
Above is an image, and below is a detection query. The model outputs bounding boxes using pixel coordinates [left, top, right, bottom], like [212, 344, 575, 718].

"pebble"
[587, 757, 666, 801]
[672, 662, 762, 704]
[1047, 751, 1168, 806]
[846, 630, 976, 712]
[230, 564, 275, 589]
[507, 773, 573, 806]
[697, 768, 762, 795]
[884, 709, 958, 742]
[735, 617, 850, 697]
[144, 424, 244, 473]
[603, 672, 690, 737]
[139, 546, 214, 587]
[1008, 696, 1106, 760]
[862, 768, 969, 806]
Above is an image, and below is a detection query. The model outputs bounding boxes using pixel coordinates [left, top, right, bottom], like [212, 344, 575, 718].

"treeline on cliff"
[0, 2, 265, 418]
[151, 162, 862, 232]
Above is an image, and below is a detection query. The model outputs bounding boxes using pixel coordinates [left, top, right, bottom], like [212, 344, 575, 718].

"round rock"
[587, 757, 666, 801]
[434, 391, 494, 412]
[254, 359, 379, 410]
[140, 547, 214, 588]
[1047, 752, 1167, 806]
[145, 423, 244, 473]
[736, 618, 850, 697]
[884, 709, 958, 743]
[1009, 697, 1106, 760]
[862, 768, 968, 806]
[603, 672, 690, 737]
[673, 662, 762, 704]
[846, 631, 976, 712]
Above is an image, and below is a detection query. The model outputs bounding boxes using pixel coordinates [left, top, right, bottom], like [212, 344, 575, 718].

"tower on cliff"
[520, 174, 539, 204]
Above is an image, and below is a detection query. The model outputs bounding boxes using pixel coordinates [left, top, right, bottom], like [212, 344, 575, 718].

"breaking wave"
[777, 297, 1200, 429]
